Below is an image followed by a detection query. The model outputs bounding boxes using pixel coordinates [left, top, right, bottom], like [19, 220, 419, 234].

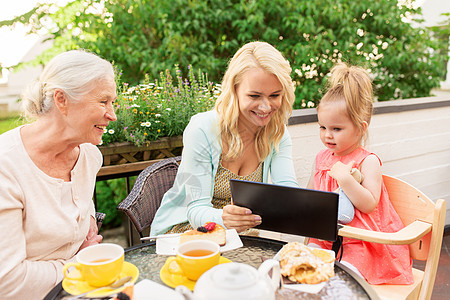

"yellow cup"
[165, 240, 220, 281]
[62, 243, 124, 287]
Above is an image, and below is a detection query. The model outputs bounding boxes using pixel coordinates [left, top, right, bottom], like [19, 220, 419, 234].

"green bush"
[2, 0, 447, 108]
[95, 177, 136, 229]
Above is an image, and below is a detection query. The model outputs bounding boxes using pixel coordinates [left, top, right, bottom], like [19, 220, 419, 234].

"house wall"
[287, 94, 450, 226]
[0, 36, 51, 113]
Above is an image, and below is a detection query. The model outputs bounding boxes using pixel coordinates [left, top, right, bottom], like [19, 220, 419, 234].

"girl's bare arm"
[328, 155, 381, 213]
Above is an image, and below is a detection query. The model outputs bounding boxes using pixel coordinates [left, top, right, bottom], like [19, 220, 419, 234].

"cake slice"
[179, 222, 226, 246]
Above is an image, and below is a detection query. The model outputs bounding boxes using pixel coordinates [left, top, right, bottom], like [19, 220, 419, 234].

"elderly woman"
[150, 41, 299, 236]
[0, 50, 117, 299]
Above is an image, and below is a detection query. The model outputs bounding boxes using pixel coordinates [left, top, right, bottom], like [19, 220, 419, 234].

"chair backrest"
[382, 175, 445, 260]
[117, 156, 181, 235]
[95, 212, 106, 231]
[383, 175, 446, 299]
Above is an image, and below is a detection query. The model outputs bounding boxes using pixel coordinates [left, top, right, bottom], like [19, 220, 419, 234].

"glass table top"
[125, 236, 378, 300]
[45, 236, 379, 299]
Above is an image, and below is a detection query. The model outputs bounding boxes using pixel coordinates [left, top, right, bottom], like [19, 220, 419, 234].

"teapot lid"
[210, 263, 258, 289]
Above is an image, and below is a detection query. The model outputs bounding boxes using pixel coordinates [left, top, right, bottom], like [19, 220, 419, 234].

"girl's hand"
[328, 161, 355, 185]
[222, 204, 262, 233]
[329, 156, 382, 213]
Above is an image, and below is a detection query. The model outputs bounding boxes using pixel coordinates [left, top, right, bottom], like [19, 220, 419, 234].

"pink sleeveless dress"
[308, 147, 413, 285]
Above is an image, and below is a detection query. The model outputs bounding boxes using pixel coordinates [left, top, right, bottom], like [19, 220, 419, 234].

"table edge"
[44, 236, 379, 300]
[335, 261, 380, 300]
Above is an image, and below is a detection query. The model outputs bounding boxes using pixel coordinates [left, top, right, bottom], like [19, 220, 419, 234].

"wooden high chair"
[338, 174, 446, 300]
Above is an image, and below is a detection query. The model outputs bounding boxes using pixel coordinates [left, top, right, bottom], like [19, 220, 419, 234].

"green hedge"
[96, 177, 136, 229]
[2, 0, 447, 109]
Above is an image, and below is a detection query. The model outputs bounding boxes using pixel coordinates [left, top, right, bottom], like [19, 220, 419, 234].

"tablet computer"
[230, 179, 339, 241]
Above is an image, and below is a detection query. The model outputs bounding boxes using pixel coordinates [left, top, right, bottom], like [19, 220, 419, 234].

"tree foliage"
[2, 0, 447, 108]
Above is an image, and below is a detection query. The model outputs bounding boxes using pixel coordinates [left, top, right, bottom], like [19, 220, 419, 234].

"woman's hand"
[78, 216, 103, 252]
[222, 204, 262, 233]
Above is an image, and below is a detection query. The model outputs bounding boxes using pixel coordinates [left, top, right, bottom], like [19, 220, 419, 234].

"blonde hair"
[21, 50, 115, 119]
[318, 62, 373, 144]
[214, 41, 295, 161]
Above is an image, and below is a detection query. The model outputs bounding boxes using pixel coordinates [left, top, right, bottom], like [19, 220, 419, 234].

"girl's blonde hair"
[21, 49, 115, 119]
[319, 62, 373, 144]
[214, 41, 295, 161]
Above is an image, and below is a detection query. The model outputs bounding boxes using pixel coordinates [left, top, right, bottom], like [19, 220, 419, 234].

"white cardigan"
[0, 126, 102, 299]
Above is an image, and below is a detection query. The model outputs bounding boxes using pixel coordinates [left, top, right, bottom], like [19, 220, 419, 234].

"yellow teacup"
[165, 240, 220, 281]
[62, 243, 124, 287]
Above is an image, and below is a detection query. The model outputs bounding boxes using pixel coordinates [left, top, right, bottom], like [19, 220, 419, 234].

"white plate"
[274, 245, 335, 294]
[156, 229, 243, 255]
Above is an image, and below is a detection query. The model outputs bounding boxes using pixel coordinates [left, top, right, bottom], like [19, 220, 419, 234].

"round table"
[45, 236, 379, 299]
[125, 236, 378, 300]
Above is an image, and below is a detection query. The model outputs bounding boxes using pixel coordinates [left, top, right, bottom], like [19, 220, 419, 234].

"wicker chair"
[95, 212, 106, 230]
[117, 156, 181, 245]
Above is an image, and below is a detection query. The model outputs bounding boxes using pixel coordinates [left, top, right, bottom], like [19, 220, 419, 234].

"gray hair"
[21, 50, 115, 119]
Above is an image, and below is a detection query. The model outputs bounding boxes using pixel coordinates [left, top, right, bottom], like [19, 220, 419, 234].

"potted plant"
[98, 65, 219, 174]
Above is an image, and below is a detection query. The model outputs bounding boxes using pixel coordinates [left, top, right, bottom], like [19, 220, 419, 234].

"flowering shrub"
[101, 65, 219, 146]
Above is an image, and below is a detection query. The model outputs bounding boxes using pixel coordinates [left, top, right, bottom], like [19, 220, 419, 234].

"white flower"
[145, 122, 151, 127]
[155, 113, 161, 118]
[99, 140, 103, 145]
[108, 129, 115, 134]
[141, 122, 146, 126]
[357, 29, 364, 37]
[166, 108, 171, 111]
[126, 86, 137, 93]
[103, 128, 107, 133]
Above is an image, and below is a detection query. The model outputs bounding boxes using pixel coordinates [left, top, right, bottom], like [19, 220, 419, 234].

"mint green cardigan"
[150, 110, 299, 235]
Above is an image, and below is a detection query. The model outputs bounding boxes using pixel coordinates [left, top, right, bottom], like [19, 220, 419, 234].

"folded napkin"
[156, 229, 243, 255]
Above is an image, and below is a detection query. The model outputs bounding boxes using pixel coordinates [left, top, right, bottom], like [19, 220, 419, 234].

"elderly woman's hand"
[78, 216, 103, 252]
[222, 204, 262, 233]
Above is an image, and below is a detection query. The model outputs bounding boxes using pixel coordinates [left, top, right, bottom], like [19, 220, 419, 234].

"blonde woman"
[151, 41, 299, 236]
[0, 50, 117, 299]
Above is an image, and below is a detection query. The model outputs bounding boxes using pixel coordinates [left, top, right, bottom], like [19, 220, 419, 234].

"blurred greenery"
[0, 113, 25, 134]
[95, 177, 136, 229]
[1, 0, 447, 108]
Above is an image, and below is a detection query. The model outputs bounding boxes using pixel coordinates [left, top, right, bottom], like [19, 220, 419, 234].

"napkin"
[156, 229, 243, 255]
[134, 279, 184, 300]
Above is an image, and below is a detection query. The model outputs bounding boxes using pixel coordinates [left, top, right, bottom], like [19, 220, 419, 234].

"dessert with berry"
[179, 222, 226, 246]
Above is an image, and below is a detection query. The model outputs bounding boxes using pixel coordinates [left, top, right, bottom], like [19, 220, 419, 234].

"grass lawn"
[0, 113, 25, 134]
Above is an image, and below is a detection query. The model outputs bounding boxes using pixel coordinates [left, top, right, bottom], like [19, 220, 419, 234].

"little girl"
[307, 63, 413, 285]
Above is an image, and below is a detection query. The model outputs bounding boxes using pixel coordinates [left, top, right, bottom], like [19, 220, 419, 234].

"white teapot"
[176, 259, 281, 300]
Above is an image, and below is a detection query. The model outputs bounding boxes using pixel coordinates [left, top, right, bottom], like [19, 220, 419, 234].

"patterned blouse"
[166, 156, 263, 233]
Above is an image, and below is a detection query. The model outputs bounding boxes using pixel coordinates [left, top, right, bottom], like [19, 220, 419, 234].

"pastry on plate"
[279, 242, 335, 284]
[179, 222, 226, 246]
